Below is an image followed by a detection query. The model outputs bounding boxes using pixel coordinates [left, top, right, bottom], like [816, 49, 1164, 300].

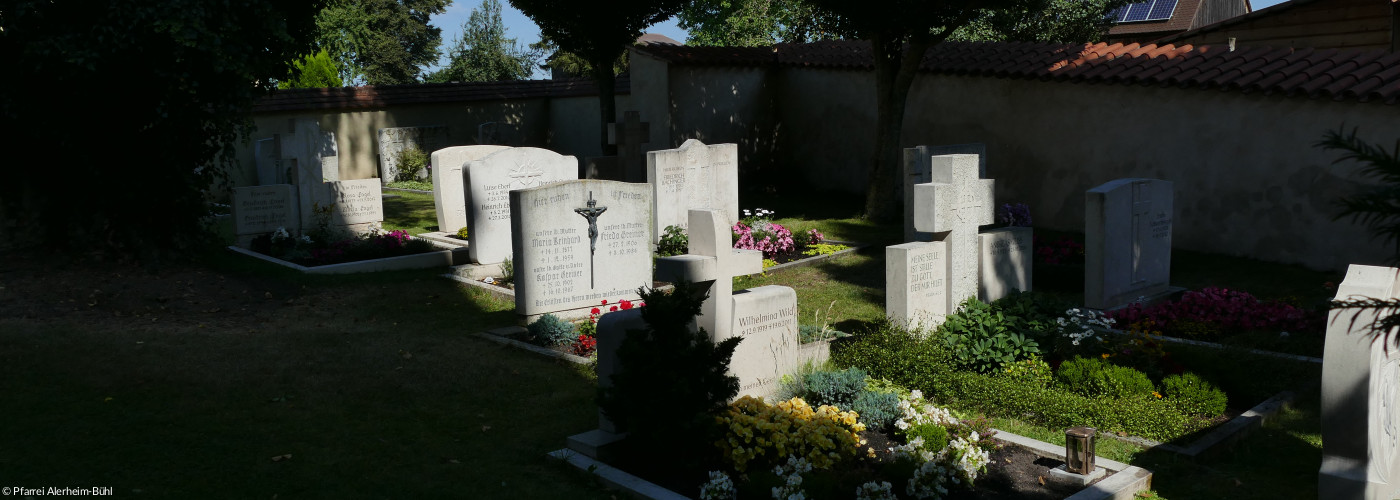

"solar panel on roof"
[1121, 1, 1152, 22]
[1107, 5, 1130, 22]
[1145, 0, 1178, 20]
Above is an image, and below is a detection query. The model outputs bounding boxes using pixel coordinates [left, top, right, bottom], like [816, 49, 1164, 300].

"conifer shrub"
[526, 313, 575, 346]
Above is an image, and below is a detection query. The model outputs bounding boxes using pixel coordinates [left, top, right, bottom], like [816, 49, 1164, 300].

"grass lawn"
[0, 187, 1344, 498]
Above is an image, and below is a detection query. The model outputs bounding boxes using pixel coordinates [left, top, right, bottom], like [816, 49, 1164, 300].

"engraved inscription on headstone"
[729, 286, 800, 399]
[645, 139, 740, 238]
[329, 179, 384, 226]
[431, 145, 510, 235]
[1086, 178, 1175, 309]
[465, 147, 579, 264]
[903, 144, 986, 242]
[912, 154, 995, 315]
[232, 185, 299, 236]
[887, 241, 948, 330]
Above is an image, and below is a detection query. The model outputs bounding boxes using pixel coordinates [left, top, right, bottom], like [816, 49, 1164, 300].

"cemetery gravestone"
[232, 185, 299, 239]
[328, 179, 384, 226]
[645, 139, 739, 237]
[886, 241, 948, 330]
[1319, 264, 1400, 500]
[1085, 178, 1177, 310]
[979, 227, 1033, 302]
[509, 180, 652, 318]
[911, 154, 995, 317]
[431, 145, 509, 236]
[656, 209, 764, 347]
[377, 126, 450, 184]
[467, 147, 579, 264]
[904, 144, 987, 242]
[254, 137, 284, 185]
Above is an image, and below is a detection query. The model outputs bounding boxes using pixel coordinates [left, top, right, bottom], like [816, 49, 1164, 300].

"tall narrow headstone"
[645, 139, 739, 237]
[904, 144, 986, 242]
[431, 145, 509, 235]
[979, 226, 1033, 302]
[509, 180, 652, 317]
[911, 154, 995, 315]
[466, 147, 579, 264]
[607, 111, 650, 182]
[377, 126, 450, 184]
[1319, 264, 1400, 500]
[1085, 178, 1176, 310]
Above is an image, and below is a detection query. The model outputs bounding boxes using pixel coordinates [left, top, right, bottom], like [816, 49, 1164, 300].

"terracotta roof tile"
[252, 76, 629, 113]
[633, 39, 1400, 105]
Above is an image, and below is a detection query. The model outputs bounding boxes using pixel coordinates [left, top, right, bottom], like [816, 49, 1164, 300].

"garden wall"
[643, 49, 1398, 272]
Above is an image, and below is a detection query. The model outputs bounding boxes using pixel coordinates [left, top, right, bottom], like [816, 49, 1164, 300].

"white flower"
[910, 389, 923, 400]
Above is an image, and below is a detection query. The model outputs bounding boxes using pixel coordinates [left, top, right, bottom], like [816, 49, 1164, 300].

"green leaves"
[426, 0, 537, 83]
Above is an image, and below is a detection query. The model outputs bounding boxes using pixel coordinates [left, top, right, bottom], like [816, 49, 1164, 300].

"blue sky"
[428, 0, 1290, 79]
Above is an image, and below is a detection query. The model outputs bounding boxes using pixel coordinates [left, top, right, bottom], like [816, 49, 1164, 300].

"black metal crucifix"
[573, 191, 607, 289]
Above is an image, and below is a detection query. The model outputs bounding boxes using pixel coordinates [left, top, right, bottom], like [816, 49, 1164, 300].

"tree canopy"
[313, 0, 450, 85]
[0, 0, 325, 257]
[280, 49, 346, 89]
[678, 0, 834, 47]
[509, 0, 689, 154]
[426, 0, 537, 83]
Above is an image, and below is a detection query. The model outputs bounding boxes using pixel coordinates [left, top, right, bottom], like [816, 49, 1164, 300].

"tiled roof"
[634, 40, 1400, 104]
[253, 75, 630, 113]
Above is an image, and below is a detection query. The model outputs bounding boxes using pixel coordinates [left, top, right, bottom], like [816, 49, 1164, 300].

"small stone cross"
[655, 209, 763, 340]
[608, 111, 650, 182]
[913, 154, 994, 313]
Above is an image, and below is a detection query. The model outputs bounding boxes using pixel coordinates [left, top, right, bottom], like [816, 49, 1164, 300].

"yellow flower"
[1152, 391, 1163, 398]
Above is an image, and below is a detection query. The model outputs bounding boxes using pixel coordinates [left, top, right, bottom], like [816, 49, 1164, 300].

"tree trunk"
[864, 33, 931, 223]
[592, 63, 618, 156]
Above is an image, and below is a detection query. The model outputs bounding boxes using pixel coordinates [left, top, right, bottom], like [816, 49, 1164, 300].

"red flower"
[601, 299, 608, 305]
[609, 306, 618, 312]
[591, 307, 600, 315]
[620, 300, 633, 310]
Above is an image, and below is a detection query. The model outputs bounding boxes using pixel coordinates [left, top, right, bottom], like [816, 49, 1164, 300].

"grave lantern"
[1065, 426, 1096, 474]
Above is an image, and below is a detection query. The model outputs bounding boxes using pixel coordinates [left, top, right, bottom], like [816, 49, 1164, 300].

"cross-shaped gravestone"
[608, 111, 650, 182]
[655, 209, 763, 340]
[912, 154, 994, 313]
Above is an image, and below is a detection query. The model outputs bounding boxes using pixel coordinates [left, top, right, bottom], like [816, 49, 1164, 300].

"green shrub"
[656, 225, 688, 257]
[940, 371, 1192, 441]
[941, 298, 1040, 374]
[831, 320, 954, 391]
[989, 291, 1068, 343]
[1162, 373, 1228, 416]
[526, 313, 575, 346]
[500, 256, 514, 284]
[455, 226, 469, 239]
[803, 367, 868, 409]
[597, 282, 741, 470]
[394, 147, 429, 182]
[904, 421, 950, 451]
[1055, 356, 1155, 399]
[1002, 358, 1053, 388]
[850, 390, 900, 430]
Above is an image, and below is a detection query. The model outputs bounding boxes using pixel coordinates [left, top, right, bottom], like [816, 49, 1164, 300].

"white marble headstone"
[509, 180, 652, 316]
[912, 154, 995, 315]
[329, 179, 384, 226]
[887, 241, 948, 330]
[1085, 178, 1174, 310]
[979, 226, 1033, 302]
[466, 147, 579, 264]
[1319, 264, 1400, 500]
[431, 145, 509, 235]
[377, 126, 450, 184]
[274, 118, 339, 229]
[232, 185, 299, 236]
[729, 286, 801, 399]
[646, 139, 739, 238]
[904, 144, 987, 242]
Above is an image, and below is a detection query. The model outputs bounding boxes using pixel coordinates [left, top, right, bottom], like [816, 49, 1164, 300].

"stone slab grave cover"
[377, 125, 450, 184]
[467, 147, 579, 264]
[904, 144, 986, 243]
[1319, 264, 1400, 500]
[1085, 178, 1178, 310]
[509, 179, 652, 317]
[232, 185, 299, 238]
[431, 145, 509, 236]
[979, 226, 1033, 302]
[888, 154, 994, 328]
[886, 241, 948, 331]
[646, 139, 739, 238]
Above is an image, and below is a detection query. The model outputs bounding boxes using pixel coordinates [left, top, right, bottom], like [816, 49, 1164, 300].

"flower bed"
[247, 223, 438, 267]
[1105, 287, 1326, 357]
[656, 209, 854, 270]
[833, 292, 1319, 447]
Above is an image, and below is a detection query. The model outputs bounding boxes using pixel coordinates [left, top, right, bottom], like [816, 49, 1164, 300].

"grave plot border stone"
[226, 243, 467, 275]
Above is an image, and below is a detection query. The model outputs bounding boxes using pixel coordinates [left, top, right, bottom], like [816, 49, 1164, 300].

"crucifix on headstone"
[912, 154, 994, 313]
[608, 111, 650, 182]
[655, 209, 764, 340]
[574, 191, 607, 289]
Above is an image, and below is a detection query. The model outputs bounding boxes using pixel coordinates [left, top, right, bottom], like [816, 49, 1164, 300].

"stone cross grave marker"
[430, 145, 509, 235]
[656, 209, 764, 343]
[465, 147, 578, 264]
[377, 125, 450, 184]
[1085, 178, 1176, 310]
[911, 153, 995, 316]
[904, 144, 986, 242]
[509, 179, 652, 318]
[276, 118, 339, 229]
[646, 139, 739, 238]
[979, 226, 1033, 302]
[1319, 264, 1400, 500]
[607, 111, 650, 182]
